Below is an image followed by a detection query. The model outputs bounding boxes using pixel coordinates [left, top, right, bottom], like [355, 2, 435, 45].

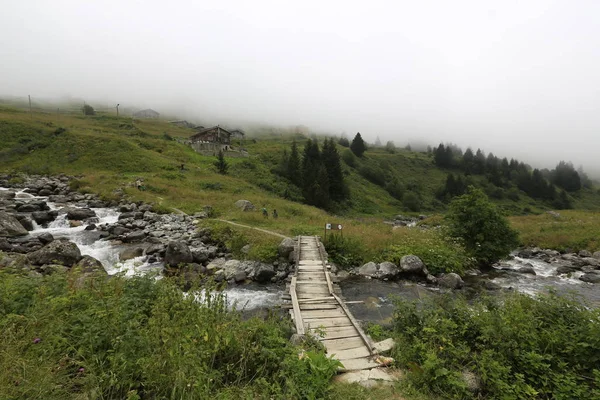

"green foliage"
[445, 186, 519, 266]
[390, 292, 600, 399]
[337, 136, 350, 147]
[324, 234, 366, 269]
[552, 161, 581, 192]
[402, 191, 422, 212]
[341, 148, 357, 167]
[214, 150, 229, 174]
[0, 271, 342, 399]
[350, 132, 366, 157]
[381, 231, 471, 275]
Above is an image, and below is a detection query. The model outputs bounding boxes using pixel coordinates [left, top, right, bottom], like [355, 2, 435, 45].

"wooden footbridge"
[286, 236, 390, 371]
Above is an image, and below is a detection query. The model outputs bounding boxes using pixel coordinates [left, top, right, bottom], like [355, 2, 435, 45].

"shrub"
[381, 230, 472, 275]
[445, 186, 519, 266]
[341, 149, 356, 167]
[389, 292, 600, 399]
[81, 104, 95, 115]
[0, 271, 342, 399]
[402, 191, 421, 212]
[324, 234, 366, 269]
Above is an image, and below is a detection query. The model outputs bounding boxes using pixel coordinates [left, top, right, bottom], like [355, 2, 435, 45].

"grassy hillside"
[1, 104, 600, 260]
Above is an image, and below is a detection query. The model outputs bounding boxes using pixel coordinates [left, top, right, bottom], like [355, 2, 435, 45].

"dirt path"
[215, 219, 289, 239]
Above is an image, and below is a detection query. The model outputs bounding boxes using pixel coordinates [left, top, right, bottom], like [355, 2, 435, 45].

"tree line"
[279, 138, 349, 209]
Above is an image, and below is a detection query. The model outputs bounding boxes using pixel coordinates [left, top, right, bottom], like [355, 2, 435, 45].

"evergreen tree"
[338, 136, 350, 147]
[385, 141, 396, 153]
[552, 161, 581, 192]
[287, 140, 301, 185]
[473, 149, 486, 174]
[301, 139, 323, 206]
[214, 150, 228, 174]
[374, 136, 382, 147]
[321, 138, 348, 201]
[462, 148, 474, 174]
[350, 132, 366, 157]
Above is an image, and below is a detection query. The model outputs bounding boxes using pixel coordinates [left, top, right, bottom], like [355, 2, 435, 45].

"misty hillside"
[1, 104, 599, 218]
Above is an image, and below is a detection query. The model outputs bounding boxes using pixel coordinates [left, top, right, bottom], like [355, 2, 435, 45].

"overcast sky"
[2, 1, 599, 171]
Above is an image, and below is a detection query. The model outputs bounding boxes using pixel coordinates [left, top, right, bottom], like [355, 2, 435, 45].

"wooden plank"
[332, 292, 375, 355]
[338, 357, 381, 371]
[321, 337, 365, 351]
[309, 326, 358, 340]
[299, 303, 338, 310]
[297, 296, 336, 303]
[298, 266, 325, 271]
[329, 346, 371, 360]
[295, 280, 329, 285]
[301, 309, 346, 318]
[289, 277, 304, 335]
[304, 317, 354, 328]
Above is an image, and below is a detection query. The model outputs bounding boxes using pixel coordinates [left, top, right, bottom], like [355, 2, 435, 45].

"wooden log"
[289, 277, 304, 335]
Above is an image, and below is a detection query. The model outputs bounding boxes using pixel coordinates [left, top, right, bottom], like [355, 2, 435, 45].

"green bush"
[445, 186, 519, 266]
[389, 292, 600, 399]
[402, 191, 421, 212]
[381, 231, 472, 275]
[0, 271, 342, 399]
[324, 234, 365, 269]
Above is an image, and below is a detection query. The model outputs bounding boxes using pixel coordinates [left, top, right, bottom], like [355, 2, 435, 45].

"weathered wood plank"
[289, 277, 304, 335]
[321, 337, 365, 351]
[301, 309, 346, 318]
[309, 326, 358, 340]
[338, 357, 381, 371]
[329, 346, 371, 360]
[299, 303, 338, 310]
[297, 296, 336, 303]
[304, 317, 354, 328]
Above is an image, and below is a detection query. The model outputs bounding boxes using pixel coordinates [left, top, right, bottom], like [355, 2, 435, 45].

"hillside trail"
[214, 219, 288, 239]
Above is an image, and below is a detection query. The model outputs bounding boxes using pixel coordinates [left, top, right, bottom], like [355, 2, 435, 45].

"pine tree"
[301, 139, 322, 205]
[350, 132, 366, 157]
[214, 150, 228, 174]
[322, 138, 348, 201]
[374, 136, 382, 147]
[462, 148, 474, 174]
[287, 140, 301, 185]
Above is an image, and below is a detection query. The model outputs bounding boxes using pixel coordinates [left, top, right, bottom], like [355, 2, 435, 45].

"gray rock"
[580, 273, 600, 284]
[16, 203, 40, 212]
[358, 261, 378, 278]
[164, 240, 193, 267]
[37, 232, 54, 245]
[378, 261, 399, 279]
[254, 263, 276, 283]
[593, 251, 600, 260]
[241, 244, 251, 254]
[438, 273, 464, 289]
[581, 257, 600, 267]
[65, 207, 97, 220]
[233, 271, 246, 282]
[578, 250, 593, 258]
[16, 215, 34, 231]
[112, 226, 130, 236]
[517, 264, 536, 275]
[31, 211, 56, 225]
[27, 239, 81, 267]
[0, 237, 12, 251]
[481, 280, 502, 290]
[336, 270, 350, 281]
[119, 246, 144, 261]
[234, 199, 255, 211]
[278, 237, 296, 258]
[0, 190, 15, 200]
[191, 248, 209, 263]
[122, 230, 146, 243]
[73, 255, 105, 273]
[581, 266, 597, 274]
[222, 259, 244, 280]
[0, 211, 28, 237]
[145, 243, 165, 256]
[400, 255, 427, 275]
[556, 265, 576, 275]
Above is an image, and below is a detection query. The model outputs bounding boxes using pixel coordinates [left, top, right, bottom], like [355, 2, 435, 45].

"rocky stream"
[1, 175, 598, 322]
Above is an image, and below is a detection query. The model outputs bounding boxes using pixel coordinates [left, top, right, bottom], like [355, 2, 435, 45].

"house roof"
[189, 125, 232, 141]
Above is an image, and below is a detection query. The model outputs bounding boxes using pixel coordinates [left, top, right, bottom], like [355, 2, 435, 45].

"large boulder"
[378, 261, 400, 279]
[578, 250, 593, 258]
[222, 260, 245, 281]
[0, 190, 15, 200]
[579, 273, 600, 284]
[27, 239, 81, 267]
[438, 273, 464, 289]
[122, 230, 146, 243]
[358, 262, 378, 278]
[254, 263, 276, 282]
[119, 246, 144, 261]
[65, 207, 97, 220]
[234, 200, 255, 211]
[278, 237, 296, 258]
[73, 255, 105, 273]
[400, 255, 428, 275]
[31, 211, 57, 225]
[164, 240, 193, 267]
[0, 211, 28, 237]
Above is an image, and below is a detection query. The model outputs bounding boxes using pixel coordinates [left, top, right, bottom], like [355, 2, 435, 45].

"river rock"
[0, 190, 15, 200]
[65, 207, 97, 220]
[579, 273, 600, 284]
[517, 264, 536, 275]
[254, 263, 276, 283]
[581, 257, 600, 268]
[123, 230, 146, 243]
[207, 257, 226, 271]
[119, 246, 144, 261]
[400, 255, 428, 275]
[578, 250, 592, 258]
[27, 239, 81, 267]
[145, 243, 166, 256]
[222, 260, 245, 280]
[234, 199, 255, 211]
[556, 265, 576, 275]
[278, 237, 296, 258]
[164, 240, 193, 267]
[358, 262, 378, 278]
[37, 232, 54, 245]
[378, 261, 400, 279]
[0, 211, 28, 237]
[438, 273, 464, 289]
[0, 237, 12, 251]
[73, 255, 105, 273]
[16, 203, 41, 212]
[480, 280, 502, 290]
[15, 215, 34, 231]
[31, 211, 57, 225]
